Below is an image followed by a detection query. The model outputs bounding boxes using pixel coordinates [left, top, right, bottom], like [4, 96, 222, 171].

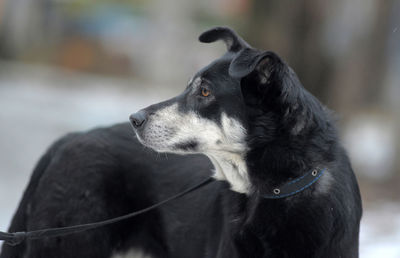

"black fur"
[1, 27, 362, 258]
[173, 140, 199, 151]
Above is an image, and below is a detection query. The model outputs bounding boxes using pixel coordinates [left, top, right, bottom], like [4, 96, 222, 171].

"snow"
[360, 203, 400, 258]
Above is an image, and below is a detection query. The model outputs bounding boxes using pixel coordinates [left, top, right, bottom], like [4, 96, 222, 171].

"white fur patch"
[192, 77, 202, 88]
[206, 152, 250, 194]
[315, 168, 333, 194]
[111, 249, 153, 258]
[136, 103, 251, 194]
[205, 114, 250, 193]
[187, 75, 201, 86]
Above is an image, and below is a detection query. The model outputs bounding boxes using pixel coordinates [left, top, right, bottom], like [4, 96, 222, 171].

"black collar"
[261, 167, 326, 199]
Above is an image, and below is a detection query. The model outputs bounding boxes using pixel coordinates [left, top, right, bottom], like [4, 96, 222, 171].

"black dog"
[1, 27, 362, 258]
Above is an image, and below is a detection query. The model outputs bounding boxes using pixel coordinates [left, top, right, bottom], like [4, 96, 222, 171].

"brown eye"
[201, 88, 210, 97]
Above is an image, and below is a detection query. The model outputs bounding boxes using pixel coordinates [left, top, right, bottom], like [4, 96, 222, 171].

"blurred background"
[0, 0, 399, 256]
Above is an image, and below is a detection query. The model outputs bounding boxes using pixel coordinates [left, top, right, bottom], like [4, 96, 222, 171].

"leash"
[0, 177, 214, 246]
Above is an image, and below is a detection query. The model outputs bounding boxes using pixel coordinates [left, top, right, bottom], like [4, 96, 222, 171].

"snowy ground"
[0, 63, 399, 256]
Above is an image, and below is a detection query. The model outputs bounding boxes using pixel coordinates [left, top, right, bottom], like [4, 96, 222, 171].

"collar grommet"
[311, 169, 318, 176]
[273, 188, 280, 195]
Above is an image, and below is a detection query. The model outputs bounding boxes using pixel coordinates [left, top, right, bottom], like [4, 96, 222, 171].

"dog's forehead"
[188, 76, 202, 88]
[191, 56, 234, 86]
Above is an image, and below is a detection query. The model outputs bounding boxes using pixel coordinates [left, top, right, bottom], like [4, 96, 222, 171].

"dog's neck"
[245, 128, 335, 197]
[206, 151, 250, 194]
[205, 129, 334, 196]
[205, 146, 323, 195]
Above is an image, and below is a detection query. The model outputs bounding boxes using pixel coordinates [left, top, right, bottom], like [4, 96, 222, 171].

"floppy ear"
[230, 49, 317, 134]
[229, 49, 281, 84]
[229, 49, 285, 106]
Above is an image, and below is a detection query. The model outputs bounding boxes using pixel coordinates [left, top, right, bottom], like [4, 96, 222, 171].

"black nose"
[129, 110, 147, 128]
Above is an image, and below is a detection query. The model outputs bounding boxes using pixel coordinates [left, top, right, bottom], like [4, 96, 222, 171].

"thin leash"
[0, 177, 214, 246]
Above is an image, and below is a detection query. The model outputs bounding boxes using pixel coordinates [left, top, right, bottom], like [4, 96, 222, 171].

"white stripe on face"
[137, 103, 246, 154]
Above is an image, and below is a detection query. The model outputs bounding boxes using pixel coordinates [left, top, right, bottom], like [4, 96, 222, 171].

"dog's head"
[130, 27, 324, 193]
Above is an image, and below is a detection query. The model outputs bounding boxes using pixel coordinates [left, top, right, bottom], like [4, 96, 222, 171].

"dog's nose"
[129, 110, 147, 128]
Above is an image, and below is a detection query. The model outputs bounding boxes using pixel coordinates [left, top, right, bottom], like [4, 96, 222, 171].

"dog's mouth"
[133, 120, 180, 152]
[130, 103, 201, 153]
[133, 117, 205, 154]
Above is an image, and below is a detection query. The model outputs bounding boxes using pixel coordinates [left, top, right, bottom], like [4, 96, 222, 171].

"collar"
[261, 167, 326, 199]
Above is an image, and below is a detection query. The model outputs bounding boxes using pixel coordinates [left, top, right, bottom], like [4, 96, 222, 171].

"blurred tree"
[245, 0, 395, 116]
[244, 1, 333, 101]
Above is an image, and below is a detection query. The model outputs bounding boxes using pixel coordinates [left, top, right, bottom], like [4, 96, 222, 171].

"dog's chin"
[134, 133, 171, 153]
[135, 134, 200, 156]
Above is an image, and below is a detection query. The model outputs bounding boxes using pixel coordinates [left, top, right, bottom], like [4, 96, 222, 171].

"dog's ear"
[229, 49, 285, 104]
[199, 26, 250, 52]
[230, 49, 316, 134]
[229, 48, 280, 84]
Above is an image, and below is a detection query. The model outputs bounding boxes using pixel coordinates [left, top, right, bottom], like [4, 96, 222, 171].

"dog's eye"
[201, 88, 211, 97]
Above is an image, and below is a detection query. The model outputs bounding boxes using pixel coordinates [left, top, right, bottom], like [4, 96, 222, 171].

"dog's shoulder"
[52, 122, 135, 153]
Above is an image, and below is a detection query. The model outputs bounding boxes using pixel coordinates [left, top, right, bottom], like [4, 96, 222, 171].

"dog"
[1, 27, 362, 258]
